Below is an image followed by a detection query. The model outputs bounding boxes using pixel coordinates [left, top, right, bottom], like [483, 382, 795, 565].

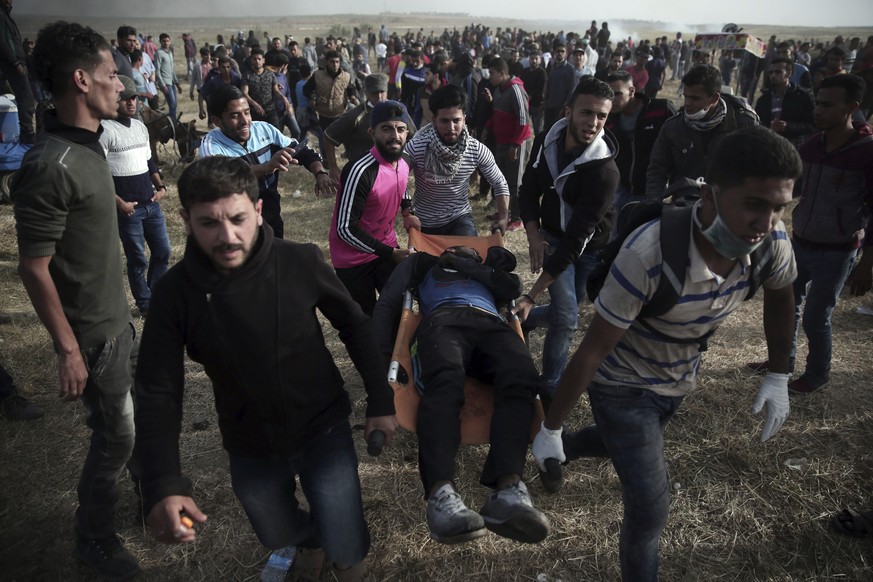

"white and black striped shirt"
[404, 133, 508, 228]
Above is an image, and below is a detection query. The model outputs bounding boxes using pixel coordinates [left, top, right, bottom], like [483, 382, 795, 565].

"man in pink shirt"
[625, 48, 650, 92]
[329, 100, 416, 314]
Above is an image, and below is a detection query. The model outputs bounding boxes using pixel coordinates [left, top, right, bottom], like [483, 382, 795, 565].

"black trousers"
[415, 307, 540, 496]
[260, 187, 283, 239]
[335, 257, 397, 316]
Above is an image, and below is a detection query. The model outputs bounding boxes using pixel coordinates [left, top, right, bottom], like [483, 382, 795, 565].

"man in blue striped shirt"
[531, 127, 801, 581]
[200, 84, 331, 238]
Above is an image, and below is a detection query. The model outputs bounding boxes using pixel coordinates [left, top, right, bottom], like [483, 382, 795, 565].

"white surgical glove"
[751, 372, 790, 442]
[532, 422, 566, 471]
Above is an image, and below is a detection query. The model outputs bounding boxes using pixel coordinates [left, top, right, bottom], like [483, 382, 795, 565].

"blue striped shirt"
[594, 218, 796, 396]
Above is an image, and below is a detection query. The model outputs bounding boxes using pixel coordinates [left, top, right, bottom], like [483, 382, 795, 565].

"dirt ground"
[1, 13, 872, 582]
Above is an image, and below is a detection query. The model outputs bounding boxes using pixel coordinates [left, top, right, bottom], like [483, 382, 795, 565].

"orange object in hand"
[180, 516, 194, 528]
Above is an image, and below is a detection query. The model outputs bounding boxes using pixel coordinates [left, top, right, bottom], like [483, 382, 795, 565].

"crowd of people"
[2, 10, 873, 582]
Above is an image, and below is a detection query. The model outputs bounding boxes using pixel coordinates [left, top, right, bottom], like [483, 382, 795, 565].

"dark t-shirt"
[242, 68, 276, 111]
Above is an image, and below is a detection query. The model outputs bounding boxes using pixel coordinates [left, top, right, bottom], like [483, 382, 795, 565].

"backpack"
[585, 198, 775, 351]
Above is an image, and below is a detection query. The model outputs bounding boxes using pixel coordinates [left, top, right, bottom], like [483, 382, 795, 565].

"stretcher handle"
[387, 290, 415, 384]
[367, 430, 386, 457]
[540, 457, 564, 493]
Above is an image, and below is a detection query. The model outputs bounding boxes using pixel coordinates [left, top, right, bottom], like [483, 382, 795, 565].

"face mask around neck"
[684, 106, 710, 121]
[694, 192, 765, 260]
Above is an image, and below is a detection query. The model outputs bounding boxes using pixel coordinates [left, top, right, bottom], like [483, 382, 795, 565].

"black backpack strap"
[636, 318, 718, 352]
[641, 205, 693, 318]
[639, 205, 717, 352]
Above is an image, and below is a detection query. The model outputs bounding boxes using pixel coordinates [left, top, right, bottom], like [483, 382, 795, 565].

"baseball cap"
[119, 76, 138, 99]
[370, 100, 407, 128]
[364, 73, 388, 93]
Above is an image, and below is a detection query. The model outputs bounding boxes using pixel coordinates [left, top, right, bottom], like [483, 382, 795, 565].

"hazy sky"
[15, 0, 873, 27]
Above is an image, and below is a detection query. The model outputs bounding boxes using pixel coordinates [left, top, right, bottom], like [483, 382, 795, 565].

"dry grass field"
[1, 14, 872, 582]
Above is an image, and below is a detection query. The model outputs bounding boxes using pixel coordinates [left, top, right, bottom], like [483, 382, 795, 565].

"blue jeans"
[76, 322, 136, 540]
[163, 84, 178, 119]
[524, 231, 599, 394]
[791, 240, 857, 384]
[228, 421, 369, 565]
[281, 111, 302, 140]
[587, 383, 683, 582]
[421, 212, 478, 237]
[117, 202, 171, 312]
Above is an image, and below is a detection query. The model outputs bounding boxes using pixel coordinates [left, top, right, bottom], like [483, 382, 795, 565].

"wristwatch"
[316, 169, 329, 177]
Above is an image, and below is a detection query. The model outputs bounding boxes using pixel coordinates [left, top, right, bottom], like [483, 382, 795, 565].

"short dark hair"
[299, 62, 312, 77]
[288, 40, 299, 48]
[682, 64, 722, 95]
[569, 76, 614, 107]
[200, 46, 210, 57]
[33, 21, 112, 95]
[769, 57, 793, 69]
[820, 74, 866, 103]
[489, 57, 509, 74]
[324, 49, 340, 61]
[217, 56, 231, 66]
[117, 25, 136, 40]
[207, 84, 246, 120]
[827, 46, 847, 59]
[706, 126, 801, 188]
[606, 69, 633, 85]
[178, 156, 259, 211]
[159, 33, 170, 42]
[130, 49, 143, 64]
[428, 84, 466, 115]
[273, 52, 289, 66]
[250, 47, 264, 57]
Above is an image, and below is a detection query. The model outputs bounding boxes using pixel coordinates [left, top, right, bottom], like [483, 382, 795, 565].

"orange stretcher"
[387, 228, 544, 444]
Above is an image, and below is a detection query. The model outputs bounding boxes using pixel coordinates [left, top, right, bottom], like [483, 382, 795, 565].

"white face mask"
[694, 191, 765, 260]
[684, 106, 710, 121]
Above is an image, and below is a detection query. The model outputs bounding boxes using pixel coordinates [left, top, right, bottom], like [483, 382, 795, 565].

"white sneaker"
[426, 483, 486, 544]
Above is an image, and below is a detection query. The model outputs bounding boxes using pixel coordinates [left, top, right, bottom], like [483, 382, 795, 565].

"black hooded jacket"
[134, 224, 394, 511]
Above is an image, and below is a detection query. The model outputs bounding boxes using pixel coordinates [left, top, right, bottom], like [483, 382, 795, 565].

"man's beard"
[375, 138, 403, 162]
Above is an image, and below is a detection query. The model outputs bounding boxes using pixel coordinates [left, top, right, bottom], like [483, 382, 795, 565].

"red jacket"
[485, 76, 531, 146]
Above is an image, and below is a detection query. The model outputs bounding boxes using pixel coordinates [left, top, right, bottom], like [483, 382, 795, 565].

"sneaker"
[788, 374, 829, 395]
[426, 483, 486, 544]
[506, 220, 524, 232]
[76, 534, 140, 581]
[479, 481, 550, 543]
[287, 547, 324, 581]
[331, 561, 370, 582]
[745, 360, 769, 375]
[0, 392, 44, 421]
